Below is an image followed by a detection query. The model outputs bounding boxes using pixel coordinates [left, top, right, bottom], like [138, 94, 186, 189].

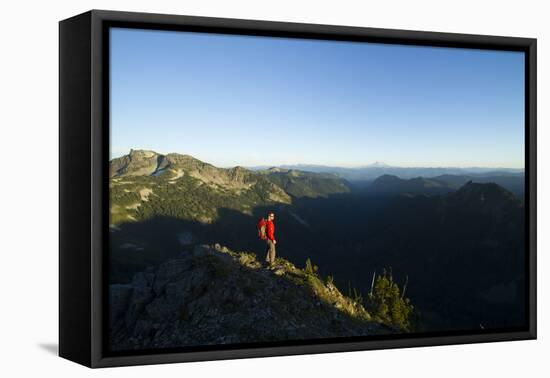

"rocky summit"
[109, 244, 388, 351]
[109, 150, 352, 225]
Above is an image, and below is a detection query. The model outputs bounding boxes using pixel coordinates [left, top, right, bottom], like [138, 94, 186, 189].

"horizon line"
[109, 148, 524, 171]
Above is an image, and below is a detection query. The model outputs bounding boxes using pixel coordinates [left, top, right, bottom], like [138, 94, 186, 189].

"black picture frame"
[59, 9, 537, 368]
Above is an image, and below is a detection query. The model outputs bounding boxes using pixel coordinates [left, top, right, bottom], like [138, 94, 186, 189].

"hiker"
[257, 211, 277, 267]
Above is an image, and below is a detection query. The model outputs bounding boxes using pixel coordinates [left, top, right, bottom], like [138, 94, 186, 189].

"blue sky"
[110, 27, 525, 168]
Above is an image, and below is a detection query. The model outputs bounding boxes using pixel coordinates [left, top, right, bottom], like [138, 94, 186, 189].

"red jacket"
[266, 220, 275, 241]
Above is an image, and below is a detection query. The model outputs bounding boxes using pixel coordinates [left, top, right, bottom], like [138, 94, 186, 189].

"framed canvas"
[59, 10, 537, 368]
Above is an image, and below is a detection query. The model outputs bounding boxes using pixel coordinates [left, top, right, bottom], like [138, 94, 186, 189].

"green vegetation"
[352, 287, 363, 305]
[109, 151, 526, 333]
[109, 173, 286, 225]
[110, 243, 397, 350]
[109, 159, 353, 227]
[304, 258, 319, 276]
[261, 170, 350, 198]
[367, 269, 414, 331]
[238, 251, 260, 268]
[196, 247, 383, 326]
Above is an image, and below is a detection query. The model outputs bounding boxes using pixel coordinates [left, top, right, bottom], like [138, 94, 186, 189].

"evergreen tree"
[368, 269, 414, 331]
[304, 258, 318, 276]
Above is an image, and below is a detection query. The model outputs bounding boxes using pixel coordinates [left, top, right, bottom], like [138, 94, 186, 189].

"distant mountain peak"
[453, 181, 515, 201]
[448, 181, 520, 215]
[367, 161, 391, 168]
[266, 167, 288, 173]
[369, 174, 453, 196]
[111, 150, 208, 178]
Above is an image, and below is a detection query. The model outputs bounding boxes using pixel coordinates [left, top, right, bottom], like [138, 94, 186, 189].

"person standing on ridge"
[265, 211, 277, 267]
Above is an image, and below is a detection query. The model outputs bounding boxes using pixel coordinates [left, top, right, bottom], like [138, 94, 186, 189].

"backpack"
[257, 218, 267, 240]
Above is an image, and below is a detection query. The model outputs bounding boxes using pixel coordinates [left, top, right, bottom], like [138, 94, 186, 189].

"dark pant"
[265, 239, 276, 264]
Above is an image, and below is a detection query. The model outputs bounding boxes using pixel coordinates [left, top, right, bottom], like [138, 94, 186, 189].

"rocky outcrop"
[109, 244, 388, 351]
[110, 150, 292, 202]
[110, 149, 168, 177]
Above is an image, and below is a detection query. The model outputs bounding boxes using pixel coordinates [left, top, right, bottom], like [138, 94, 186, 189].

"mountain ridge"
[368, 174, 453, 196]
[249, 163, 524, 182]
[109, 150, 353, 225]
[110, 243, 393, 350]
[109, 150, 525, 332]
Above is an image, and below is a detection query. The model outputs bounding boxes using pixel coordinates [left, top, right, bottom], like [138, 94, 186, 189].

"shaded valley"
[109, 149, 526, 343]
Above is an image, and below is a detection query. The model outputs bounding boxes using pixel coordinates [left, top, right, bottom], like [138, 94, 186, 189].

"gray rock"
[109, 244, 388, 351]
